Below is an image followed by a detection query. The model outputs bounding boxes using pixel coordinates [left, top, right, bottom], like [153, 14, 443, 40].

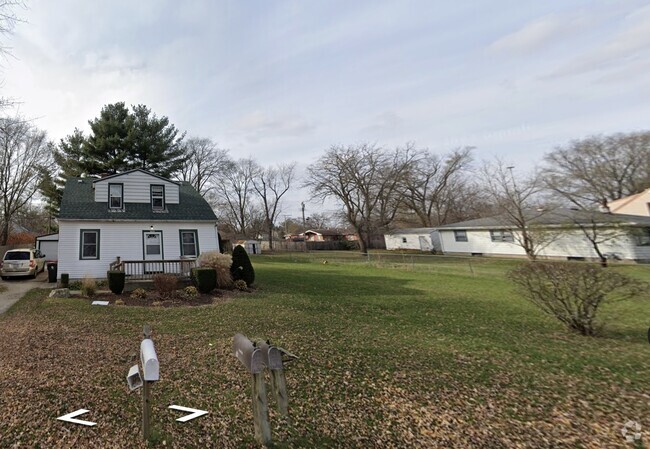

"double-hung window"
[151, 185, 165, 211]
[109, 184, 123, 210]
[490, 230, 514, 243]
[80, 230, 100, 260]
[454, 230, 468, 242]
[180, 230, 199, 257]
[636, 228, 650, 246]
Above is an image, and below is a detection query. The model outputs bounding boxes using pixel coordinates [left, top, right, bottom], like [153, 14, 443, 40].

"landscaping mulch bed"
[78, 289, 246, 307]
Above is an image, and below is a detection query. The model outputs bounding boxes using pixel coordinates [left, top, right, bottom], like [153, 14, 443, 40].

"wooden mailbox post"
[126, 325, 160, 441]
[233, 333, 272, 445]
[257, 341, 289, 417]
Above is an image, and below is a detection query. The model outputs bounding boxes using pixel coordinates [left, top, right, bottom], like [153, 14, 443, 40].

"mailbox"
[126, 364, 143, 390]
[140, 339, 159, 381]
[258, 341, 283, 370]
[233, 333, 264, 374]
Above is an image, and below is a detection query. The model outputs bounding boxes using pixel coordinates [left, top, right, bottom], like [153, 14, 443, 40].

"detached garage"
[36, 233, 59, 261]
[385, 228, 441, 252]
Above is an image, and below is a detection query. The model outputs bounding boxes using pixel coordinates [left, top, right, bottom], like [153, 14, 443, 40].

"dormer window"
[109, 183, 123, 210]
[151, 185, 165, 211]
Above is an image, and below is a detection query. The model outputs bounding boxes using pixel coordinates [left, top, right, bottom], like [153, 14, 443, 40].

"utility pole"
[301, 202, 306, 227]
[283, 214, 290, 236]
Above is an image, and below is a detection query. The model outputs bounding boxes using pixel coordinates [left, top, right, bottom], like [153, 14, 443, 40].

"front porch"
[109, 257, 198, 280]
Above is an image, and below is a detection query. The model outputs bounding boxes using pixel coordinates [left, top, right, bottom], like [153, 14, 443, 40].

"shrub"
[231, 245, 255, 287]
[199, 251, 233, 289]
[233, 279, 248, 291]
[152, 274, 178, 298]
[130, 288, 147, 300]
[61, 273, 69, 289]
[69, 280, 82, 290]
[192, 268, 217, 294]
[510, 262, 644, 336]
[107, 270, 126, 294]
[184, 285, 199, 297]
[80, 276, 97, 297]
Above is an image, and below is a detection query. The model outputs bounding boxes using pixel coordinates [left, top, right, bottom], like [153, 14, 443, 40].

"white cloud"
[488, 12, 588, 55]
[231, 111, 317, 143]
[548, 4, 650, 78]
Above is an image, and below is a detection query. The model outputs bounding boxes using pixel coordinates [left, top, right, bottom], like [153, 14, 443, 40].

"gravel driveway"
[0, 271, 54, 315]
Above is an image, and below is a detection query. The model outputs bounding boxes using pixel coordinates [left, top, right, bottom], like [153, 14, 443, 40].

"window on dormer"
[109, 184, 123, 210]
[151, 185, 165, 210]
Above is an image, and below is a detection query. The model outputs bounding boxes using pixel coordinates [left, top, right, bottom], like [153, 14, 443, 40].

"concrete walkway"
[0, 271, 54, 315]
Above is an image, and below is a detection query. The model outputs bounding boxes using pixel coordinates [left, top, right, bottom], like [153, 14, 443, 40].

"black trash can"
[47, 262, 58, 283]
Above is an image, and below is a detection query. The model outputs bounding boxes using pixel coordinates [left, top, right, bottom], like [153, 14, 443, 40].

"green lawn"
[1, 255, 649, 448]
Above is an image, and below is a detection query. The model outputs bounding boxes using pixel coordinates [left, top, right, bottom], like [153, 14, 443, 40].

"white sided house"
[436, 208, 650, 262]
[57, 169, 219, 280]
[385, 228, 441, 252]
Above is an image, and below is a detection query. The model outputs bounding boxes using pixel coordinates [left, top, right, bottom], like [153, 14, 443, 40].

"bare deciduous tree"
[212, 158, 261, 236]
[481, 160, 559, 260]
[0, 116, 52, 244]
[252, 162, 296, 249]
[305, 143, 416, 253]
[177, 137, 230, 197]
[401, 146, 475, 226]
[544, 131, 650, 208]
[0, 1, 25, 109]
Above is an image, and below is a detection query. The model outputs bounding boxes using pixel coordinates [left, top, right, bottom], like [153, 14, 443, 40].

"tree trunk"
[267, 222, 274, 251]
[0, 219, 8, 245]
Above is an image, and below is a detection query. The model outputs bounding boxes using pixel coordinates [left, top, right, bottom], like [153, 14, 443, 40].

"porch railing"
[110, 257, 197, 280]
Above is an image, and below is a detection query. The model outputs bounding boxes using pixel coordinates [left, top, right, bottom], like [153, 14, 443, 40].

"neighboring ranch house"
[385, 228, 441, 252]
[301, 229, 357, 241]
[57, 169, 219, 280]
[608, 188, 650, 216]
[436, 208, 650, 262]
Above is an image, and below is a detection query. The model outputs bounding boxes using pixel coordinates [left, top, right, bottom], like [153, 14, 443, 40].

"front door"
[144, 231, 163, 273]
[418, 236, 431, 251]
[144, 232, 163, 260]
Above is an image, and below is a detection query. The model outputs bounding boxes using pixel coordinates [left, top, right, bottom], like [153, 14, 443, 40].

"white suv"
[1, 249, 46, 280]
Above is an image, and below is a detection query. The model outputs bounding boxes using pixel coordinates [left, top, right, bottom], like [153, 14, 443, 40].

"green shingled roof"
[59, 176, 217, 221]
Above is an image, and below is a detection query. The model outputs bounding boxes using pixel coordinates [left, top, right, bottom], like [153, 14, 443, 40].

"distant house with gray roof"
[435, 208, 650, 262]
[57, 169, 219, 280]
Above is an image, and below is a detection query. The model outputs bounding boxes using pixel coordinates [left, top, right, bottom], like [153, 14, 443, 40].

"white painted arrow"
[56, 409, 96, 427]
[168, 405, 209, 423]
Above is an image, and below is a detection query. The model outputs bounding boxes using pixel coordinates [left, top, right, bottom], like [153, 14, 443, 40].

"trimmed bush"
[184, 285, 199, 297]
[233, 279, 248, 291]
[107, 270, 126, 294]
[130, 288, 147, 300]
[199, 251, 233, 289]
[61, 273, 69, 289]
[192, 267, 217, 294]
[510, 262, 644, 336]
[153, 274, 178, 298]
[231, 245, 255, 287]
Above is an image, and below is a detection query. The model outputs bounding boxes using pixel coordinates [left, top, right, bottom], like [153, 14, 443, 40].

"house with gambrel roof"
[57, 169, 219, 280]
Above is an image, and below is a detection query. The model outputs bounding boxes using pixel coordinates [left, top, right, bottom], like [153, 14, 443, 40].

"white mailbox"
[140, 339, 159, 382]
[126, 364, 143, 390]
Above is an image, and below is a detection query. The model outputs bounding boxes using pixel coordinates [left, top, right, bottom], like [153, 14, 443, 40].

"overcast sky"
[3, 0, 650, 217]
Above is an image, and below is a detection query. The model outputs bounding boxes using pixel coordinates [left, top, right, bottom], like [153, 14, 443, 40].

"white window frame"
[108, 183, 123, 210]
